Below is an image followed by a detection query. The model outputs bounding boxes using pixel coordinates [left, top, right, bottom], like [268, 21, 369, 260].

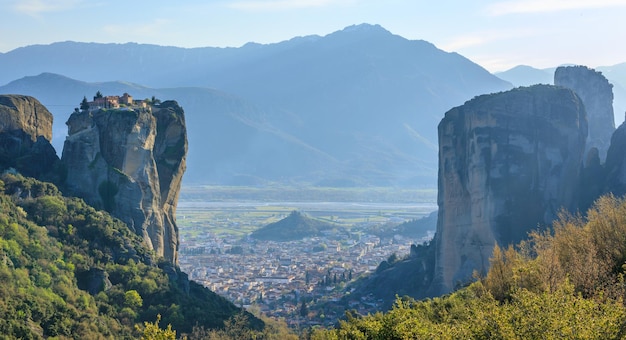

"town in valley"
[176, 199, 435, 326]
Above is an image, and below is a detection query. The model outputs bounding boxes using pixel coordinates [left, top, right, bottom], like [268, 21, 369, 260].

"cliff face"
[604, 122, 626, 196]
[0, 95, 59, 178]
[432, 85, 587, 294]
[554, 66, 614, 161]
[61, 101, 187, 264]
[0, 94, 53, 141]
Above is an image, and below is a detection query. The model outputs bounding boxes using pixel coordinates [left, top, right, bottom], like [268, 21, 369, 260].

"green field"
[177, 186, 438, 238]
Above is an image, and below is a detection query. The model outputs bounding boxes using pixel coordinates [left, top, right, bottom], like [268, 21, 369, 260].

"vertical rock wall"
[604, 122, 626, 196]
[0, 94, 53, 142]
[554, 66, 615, 161]
[432, 85, 587, 294]
[62, 101, 187, 264]
[0, 95, 59, 178]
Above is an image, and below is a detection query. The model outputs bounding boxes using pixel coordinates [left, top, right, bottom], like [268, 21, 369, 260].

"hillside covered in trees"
[0, 173, 256, 338]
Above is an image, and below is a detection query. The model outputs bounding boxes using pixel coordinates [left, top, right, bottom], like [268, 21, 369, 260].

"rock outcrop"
[432, 85, 587, 294]
[62, 101, 187, 264]
[604, 122, 626, 196]
[0, 95, 59, 178]
[554, 65, 614, 161]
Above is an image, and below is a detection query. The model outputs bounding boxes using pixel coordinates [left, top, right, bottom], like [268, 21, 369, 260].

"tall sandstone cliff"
[0, 95, 59, 178]
[554, 65, 615, 161]
[432, 85, 587, 294]
[62, 101, 187, 264]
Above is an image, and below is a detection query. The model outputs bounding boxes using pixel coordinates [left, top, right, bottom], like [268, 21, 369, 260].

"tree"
[94, 91, 103, 99]
[223, 312, 253, 339]
[300, 299, 308, 318]
[33, 195, 67, 225]
[483, 244, 516, 301]
[136, 315, 176, 340]
[124, 290, 143, 310]
[387, 252, 398, 264]
[80, 96, 89, 111]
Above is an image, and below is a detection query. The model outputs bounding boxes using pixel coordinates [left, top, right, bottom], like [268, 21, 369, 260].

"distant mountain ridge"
[494, 65, 553, 86]
[496, 64, 626, 126]
[0, 24, 513, 187]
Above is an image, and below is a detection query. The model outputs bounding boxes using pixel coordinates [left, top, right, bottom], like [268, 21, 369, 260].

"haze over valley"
[0, 24, 514, 188]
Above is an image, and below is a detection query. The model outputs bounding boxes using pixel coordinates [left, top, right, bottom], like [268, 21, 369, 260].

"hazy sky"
[2, 0, 625, 72]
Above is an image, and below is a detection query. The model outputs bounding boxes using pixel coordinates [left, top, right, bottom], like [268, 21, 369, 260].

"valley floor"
[176, 196, 436, 327]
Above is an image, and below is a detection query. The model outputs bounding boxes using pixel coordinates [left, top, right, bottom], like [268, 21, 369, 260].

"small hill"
[394, 211, 437, 238]
[251, 211, 339, 241]
[364, 211, 437, 239]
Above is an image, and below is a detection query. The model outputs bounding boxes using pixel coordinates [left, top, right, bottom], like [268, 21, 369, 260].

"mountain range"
[1, 24, 512, 187]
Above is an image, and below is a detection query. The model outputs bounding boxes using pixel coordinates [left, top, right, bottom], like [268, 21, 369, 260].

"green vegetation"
[312, 194, 626, 339]
[312, 282, 625, 339]
[0, 173, 255, 338]
[136, 315, 176, 340]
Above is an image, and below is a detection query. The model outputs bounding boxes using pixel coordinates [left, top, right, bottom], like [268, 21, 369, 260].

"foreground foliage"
[312, 281, 625, 339]
[313, 195, 626, 339]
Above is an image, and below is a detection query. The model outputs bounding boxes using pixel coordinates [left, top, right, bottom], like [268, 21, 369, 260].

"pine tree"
[80, 96, 89, 111]
[300, 299, 308, 318]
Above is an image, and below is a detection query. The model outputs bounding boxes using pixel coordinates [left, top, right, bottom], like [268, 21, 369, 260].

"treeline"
[311, 195, 626, 339]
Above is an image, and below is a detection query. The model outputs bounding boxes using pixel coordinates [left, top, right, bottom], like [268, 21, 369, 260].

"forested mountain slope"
[0, 174, 251, 338]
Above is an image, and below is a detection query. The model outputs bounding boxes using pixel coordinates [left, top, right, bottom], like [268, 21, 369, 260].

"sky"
[1, 0, 626, 72]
